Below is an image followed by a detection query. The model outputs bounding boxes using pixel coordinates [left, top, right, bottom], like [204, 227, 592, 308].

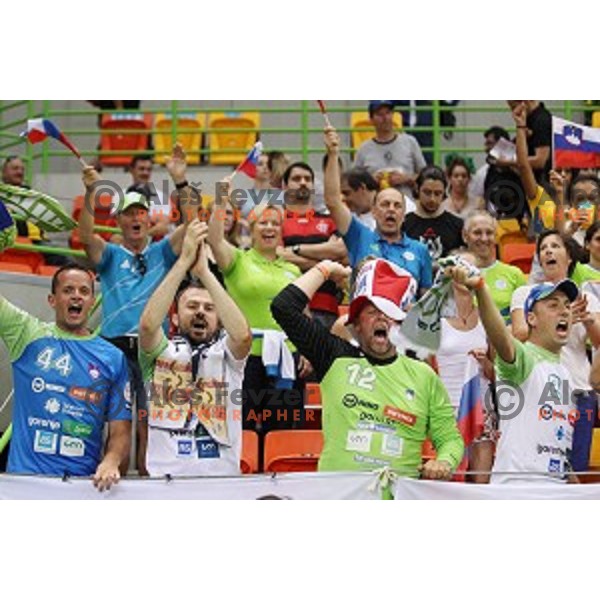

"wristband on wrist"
[315, 263, 330, 280]
[175, 180, 189, 190]
[473, 276, 485, 291]
[516, 125, 527, 129]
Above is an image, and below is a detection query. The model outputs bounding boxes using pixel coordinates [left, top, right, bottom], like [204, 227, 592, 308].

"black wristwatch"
[175, 180, 189, 190]
[292, 244, 301, 256]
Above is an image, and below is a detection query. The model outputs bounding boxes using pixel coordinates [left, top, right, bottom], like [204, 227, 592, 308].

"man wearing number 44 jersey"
[446, 264, 600, 484]
[0, 264, 132, 490]
[272, 258, 464, 478]
[139, 220, 252, 476]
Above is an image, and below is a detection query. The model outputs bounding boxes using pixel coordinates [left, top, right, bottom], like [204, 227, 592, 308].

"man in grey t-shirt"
[354, 101, 426, 199]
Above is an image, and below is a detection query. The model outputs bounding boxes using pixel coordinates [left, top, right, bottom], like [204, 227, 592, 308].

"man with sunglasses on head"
[80, 160, 189, 474]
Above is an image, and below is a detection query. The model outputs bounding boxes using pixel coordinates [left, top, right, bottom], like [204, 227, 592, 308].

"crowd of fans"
[2, 99, 600, 490]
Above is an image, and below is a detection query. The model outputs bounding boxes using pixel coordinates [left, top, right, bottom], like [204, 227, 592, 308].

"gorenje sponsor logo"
[28, 417, 60, 431]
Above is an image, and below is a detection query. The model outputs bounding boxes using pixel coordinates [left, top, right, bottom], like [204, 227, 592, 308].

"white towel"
[253, 329, 296, 385]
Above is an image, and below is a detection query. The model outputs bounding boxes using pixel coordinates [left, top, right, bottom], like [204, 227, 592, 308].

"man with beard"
[323, 126, 431, 296]
[403, 166, 464, 263]
[271, 258, 463, 478]
[139, 220, 251, 476]
[275, 161, 347, 330]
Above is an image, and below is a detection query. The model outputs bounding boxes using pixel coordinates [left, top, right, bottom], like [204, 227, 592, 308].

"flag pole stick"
[317, 100, 333, 128]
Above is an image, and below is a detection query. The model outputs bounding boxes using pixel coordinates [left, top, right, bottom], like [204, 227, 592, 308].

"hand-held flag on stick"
[21, 119, 87, 166]
[232, 141, 263, 179]
[317, 100, 333, 128]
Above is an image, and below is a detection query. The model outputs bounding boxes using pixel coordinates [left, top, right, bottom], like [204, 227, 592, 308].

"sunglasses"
[134, 254, 147, 276]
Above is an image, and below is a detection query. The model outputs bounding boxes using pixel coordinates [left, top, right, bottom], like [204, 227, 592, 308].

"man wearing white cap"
[79, 166, 188, 474]
[447, 265, 582, 484]
[271, 258, 464, 478]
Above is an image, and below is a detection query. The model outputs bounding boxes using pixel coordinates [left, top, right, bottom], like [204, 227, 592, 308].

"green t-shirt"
[223, 248, 301, 355]
[318, 354, 464, 476]
[572, 262, 600, 287]
[481, 261, 527, 323]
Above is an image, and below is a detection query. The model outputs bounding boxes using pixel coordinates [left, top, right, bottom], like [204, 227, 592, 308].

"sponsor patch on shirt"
[403, 251, 415, 261]
[345, 430, 373, 453]
[177, 440, 193, 457]
[196, 437, 220, 459]
[59, 436, 85, 457]
[383, 406, 417, 426]
[548, 458, 562, 473]
[381, 434, 404, 457]
[34, 430, 58, 454]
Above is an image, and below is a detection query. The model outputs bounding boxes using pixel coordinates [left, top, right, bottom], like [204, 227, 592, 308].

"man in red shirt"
[275, 161, 347, 330]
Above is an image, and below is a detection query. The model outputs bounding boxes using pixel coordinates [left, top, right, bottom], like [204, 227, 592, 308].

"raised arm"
[207, 178, 236, 271]
[166, 142, 200, 226]
[139, 220, 206, 354]
[447, 265, 516, 363]
[513, 102, 538, 201]
[324, 126, 352, 235]
[80, 166, 107, 265]
[191, 237, 252, 360]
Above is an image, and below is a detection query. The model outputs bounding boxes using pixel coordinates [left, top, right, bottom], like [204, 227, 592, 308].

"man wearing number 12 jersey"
[0, 264, 131, 491]
[272, 258, 463, 479]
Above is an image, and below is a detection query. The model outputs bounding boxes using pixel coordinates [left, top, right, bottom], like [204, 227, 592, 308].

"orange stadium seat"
[350, 111, 403, 156]
[208, 112, 260, 166]
[70, 194, 118, 249]
[502, 243, 536, 274]
[240, 430, 259, 474]
[99, 113, 153, 167]
[153, 112, 205, 165]
[304, 383, 322, 408]
[0, 262, 34, 274]
[263, 430, 323, 473]
[37, 265, 60, 277]
[0, 236, 44, 271]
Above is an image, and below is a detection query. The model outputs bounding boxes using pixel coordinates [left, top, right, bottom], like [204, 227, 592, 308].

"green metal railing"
[2, 100, 598, 185]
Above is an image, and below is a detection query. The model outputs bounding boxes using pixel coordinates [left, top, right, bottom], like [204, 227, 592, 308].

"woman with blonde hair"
[208, 184, 306, 460]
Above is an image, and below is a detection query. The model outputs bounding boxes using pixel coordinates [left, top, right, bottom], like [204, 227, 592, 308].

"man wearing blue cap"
[448, 264, 581, 484]
[353, 101, 426, 200]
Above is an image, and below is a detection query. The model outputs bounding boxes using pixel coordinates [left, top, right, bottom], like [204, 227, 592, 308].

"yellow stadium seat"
[592, 112, 600, 128]
[208, 112, 260, 166]
[153, 112, 205, 165]
[350, 111, 403, 153]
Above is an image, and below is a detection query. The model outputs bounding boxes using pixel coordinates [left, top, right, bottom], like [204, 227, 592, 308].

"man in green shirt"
[272, 258, 464, 478]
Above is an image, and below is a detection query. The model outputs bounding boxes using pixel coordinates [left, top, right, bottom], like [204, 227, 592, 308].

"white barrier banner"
[393, 478, 600, 500]
[0, 471, 382, 500]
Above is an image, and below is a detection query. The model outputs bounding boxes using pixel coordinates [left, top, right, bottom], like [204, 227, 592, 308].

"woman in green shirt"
[208, 184, 305, 450]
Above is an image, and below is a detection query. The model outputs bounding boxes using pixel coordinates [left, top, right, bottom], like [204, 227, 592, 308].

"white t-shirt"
[493, 340, 575, 484]
[436, 319, 487, 413]
[511, 284, 600, 391]
[145, 334, 246, 477]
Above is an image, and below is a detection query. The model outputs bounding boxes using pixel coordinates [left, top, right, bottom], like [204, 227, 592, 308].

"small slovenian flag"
[237, 141, 263, 178]
[455, 355, 486, 477]
[20, 118, 82, 160]
[553, 116, 600, 168]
